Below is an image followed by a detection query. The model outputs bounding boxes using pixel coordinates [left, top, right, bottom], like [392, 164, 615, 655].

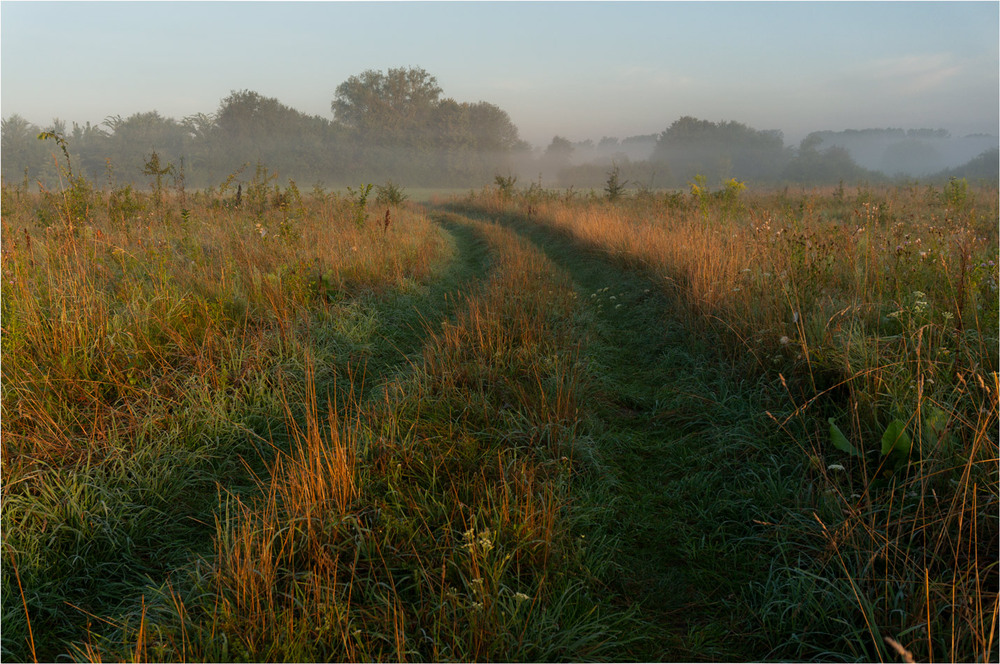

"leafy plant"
[141, 150, 173, 212]
[37, 131, 93, 228]
[688, 174, 710, 218]
[346, 183, 374, 228]
[604, 162, 628, 202]
[941, 176, 969, 210]
[494, 173, 517, 199]
[375, 180, 407, 206]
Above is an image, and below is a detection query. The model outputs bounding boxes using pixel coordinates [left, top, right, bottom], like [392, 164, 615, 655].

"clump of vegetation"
[141, 150, 173, 212]
[493, 173, 517, 200]
[346, 183, 374, 228]
[374, 180, 407, 206]
[604, 162, 628, 201]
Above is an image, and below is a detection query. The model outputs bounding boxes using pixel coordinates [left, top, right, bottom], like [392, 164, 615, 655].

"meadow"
[1, 162, 997, 661]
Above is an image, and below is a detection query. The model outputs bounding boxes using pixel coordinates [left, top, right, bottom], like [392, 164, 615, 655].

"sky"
[2, 1, 998, 148]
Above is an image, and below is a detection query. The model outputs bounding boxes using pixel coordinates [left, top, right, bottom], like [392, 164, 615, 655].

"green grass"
[2, 171, 996, 662]
[448, 182, 999, 662]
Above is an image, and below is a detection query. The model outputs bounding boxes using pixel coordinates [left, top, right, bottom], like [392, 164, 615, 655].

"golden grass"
[455, 181, 999, 661]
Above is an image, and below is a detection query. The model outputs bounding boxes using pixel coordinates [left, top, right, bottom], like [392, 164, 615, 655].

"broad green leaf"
[922, 406, 949, 444]
[829, 418, 860, 457]
[880, 419, 912, 457]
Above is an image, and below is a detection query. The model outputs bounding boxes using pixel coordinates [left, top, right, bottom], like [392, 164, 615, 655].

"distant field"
[1, 172, 996, 662]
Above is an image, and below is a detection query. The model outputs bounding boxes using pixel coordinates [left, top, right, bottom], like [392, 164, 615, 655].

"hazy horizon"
[2, 1, 998, 149]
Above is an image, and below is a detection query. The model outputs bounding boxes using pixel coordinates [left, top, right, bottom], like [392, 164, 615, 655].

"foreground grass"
[451, 180, 998, 662]
[0, 180, 453, 660]
[3, 168, 996, 662]
[1, 176, 641, 660]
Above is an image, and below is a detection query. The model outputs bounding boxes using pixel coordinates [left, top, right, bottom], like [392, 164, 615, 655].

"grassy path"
[446, 205, 798, 661]
[2, 214, 494, 662]
[334, 212, 494, 400]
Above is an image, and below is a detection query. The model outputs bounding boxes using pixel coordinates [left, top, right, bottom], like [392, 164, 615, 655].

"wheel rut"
[442, 204, 774, 661]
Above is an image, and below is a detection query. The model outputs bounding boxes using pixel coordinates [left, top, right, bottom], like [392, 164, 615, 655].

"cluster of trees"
[545, 118, 997, 189]
[800, 128, 998, 177]
[1, 67, 530, 189]
[3, 66, 997, 192]
[543, 118, 880, 189]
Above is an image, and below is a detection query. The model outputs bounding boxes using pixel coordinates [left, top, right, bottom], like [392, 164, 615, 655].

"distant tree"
[782, 135, 876, 184]
[216, 90, 322, 145]
[329, 67, 528, 184]
[98, 111, 190, 184]
[181, 112, 217, 142]
[332, 67, 443, 147]
[465, 101, 527, 153]
[1, 114, 48, 184]
[621, 134, 658, 145]
[651, 116, 789, 184]
[545, 135, 574, 161]
[932, 148, 999, 183]
[214, 89, 335, 180]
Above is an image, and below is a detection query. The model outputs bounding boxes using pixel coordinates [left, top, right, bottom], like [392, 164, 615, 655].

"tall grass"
[64, 211, 633, 661]
[0, 173, 448, 660]
[454, 180, 999, 661]
[2, 171, 635, 660]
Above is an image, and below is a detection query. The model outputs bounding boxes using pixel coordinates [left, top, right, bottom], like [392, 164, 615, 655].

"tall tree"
[466, 101, 527, 153]
[651, 116, 789, 184]
[332, 67, 443, 146]
[214, 89, 335, 179]
[1, 114, 47, 183]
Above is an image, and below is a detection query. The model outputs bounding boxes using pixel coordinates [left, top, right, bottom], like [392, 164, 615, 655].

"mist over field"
[3, 67, 997, 193]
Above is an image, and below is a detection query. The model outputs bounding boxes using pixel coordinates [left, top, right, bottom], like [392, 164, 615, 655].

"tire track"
[444, 203, 784, 661]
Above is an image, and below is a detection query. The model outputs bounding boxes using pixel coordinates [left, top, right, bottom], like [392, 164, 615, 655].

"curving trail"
[443, 204, 789, 661]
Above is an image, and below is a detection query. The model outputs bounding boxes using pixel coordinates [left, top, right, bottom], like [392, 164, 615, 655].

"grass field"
[1, 171, 997, 662]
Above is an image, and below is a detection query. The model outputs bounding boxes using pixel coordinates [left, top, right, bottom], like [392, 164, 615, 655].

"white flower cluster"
[463, 526, 494, 555]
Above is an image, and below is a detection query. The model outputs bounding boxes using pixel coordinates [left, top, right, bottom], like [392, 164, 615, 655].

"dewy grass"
[4, 164, 996, 661]
[453, 181, 998, 662]
[0, 176, 450, 660]
[2, 172, 639, 661]
[68, 211, 636, 662]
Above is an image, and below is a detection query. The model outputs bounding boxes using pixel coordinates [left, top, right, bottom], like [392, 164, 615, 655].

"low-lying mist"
[2, 67, 997, 193]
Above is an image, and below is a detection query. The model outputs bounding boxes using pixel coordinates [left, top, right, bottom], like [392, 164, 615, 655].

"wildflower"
[827, 464, 846, 472]
[514, 592, 531, 603]
[779, 336, 790, 345]
[477, 528, 494, 553]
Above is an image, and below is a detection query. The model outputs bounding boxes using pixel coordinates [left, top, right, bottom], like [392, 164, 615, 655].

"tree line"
[550, 116, 998, 189]
[3, 66, 997, 191]
[1, 67, 530, 189]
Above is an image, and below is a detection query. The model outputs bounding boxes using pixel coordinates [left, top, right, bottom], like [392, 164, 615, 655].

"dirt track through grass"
[445, 205, 797, 661]
[352, 213, 493, 396]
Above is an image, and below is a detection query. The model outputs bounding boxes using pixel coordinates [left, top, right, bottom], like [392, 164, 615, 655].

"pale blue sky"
[2, 1, 997, 147]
